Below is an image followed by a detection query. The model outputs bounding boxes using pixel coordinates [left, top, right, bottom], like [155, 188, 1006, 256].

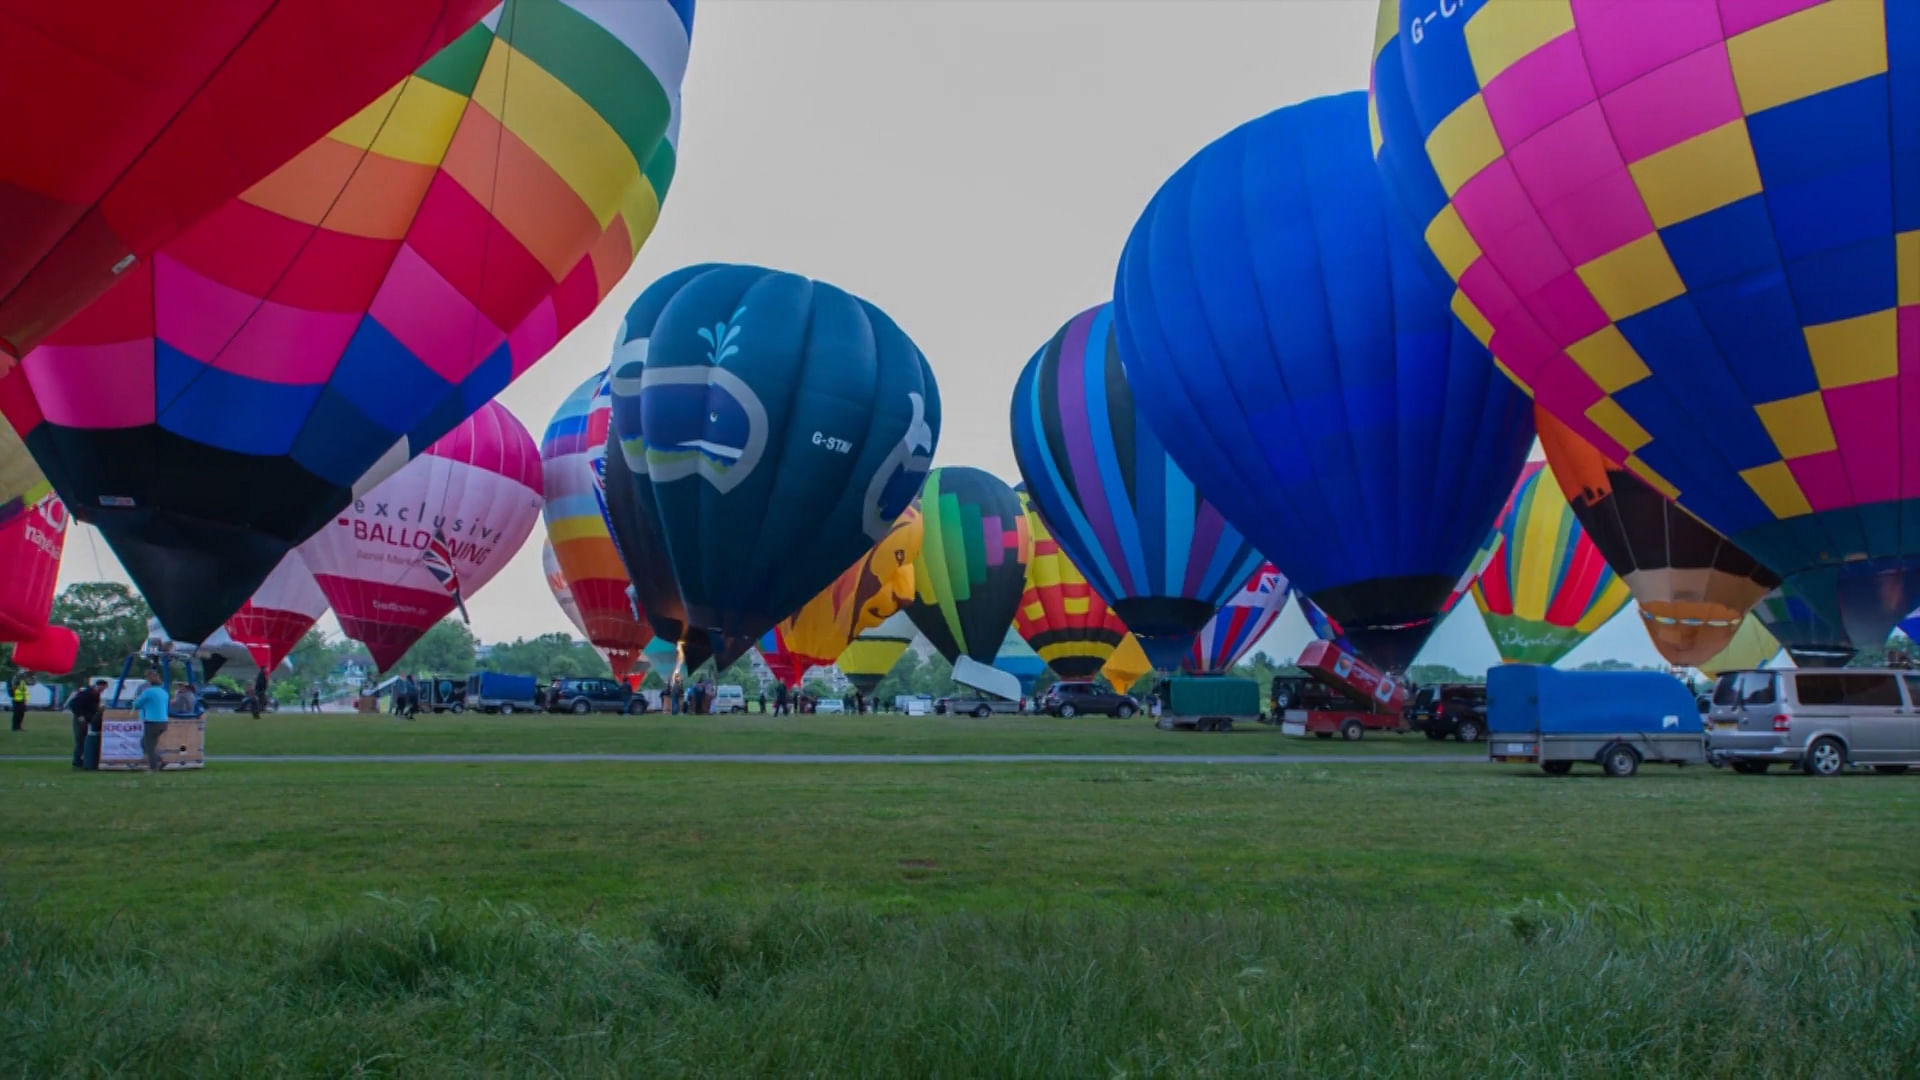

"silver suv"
[1707, 668, 1920, 776]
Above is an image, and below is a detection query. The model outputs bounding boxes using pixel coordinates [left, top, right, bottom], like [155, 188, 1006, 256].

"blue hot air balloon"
[1112, 91, 1535, 671]
[605, 264, 940, 668]
[1011, 303, 1267, 671]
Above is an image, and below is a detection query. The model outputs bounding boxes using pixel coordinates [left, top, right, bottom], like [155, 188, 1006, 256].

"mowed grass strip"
[5, 762, 1917, 1076]
[0, 709, 1480, 758]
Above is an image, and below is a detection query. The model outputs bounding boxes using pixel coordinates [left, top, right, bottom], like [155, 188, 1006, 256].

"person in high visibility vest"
[10, 675, 30, 731]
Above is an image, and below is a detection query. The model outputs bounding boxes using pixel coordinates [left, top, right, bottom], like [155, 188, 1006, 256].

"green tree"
[388, 619, 478, 676]
[482, 633, 608, 678]
[49, 583, 151, 679]
[1408, 664, 1476, 686]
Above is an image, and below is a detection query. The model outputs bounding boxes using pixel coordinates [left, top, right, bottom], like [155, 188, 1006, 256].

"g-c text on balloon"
[1406, 0, 1477, 44]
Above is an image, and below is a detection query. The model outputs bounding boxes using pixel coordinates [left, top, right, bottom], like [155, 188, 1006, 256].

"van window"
[1904, 675, 1920, 707]
[1739, 672, 1776, 706]
[1795, 673, 1900, 707]
[1711, 674, 1740, 706]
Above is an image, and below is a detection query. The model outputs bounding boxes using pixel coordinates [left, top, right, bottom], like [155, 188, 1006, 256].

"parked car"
[196, 685, 247, 711]
[1038, 681, 1138, 718]
[1708, 668, 1920, 776]
[815, 698, 846, 714]
[712, 685, 747, 713]
[1403, 684, 1488, 742]
[544, 677, 637, 715]
[945, 693, 1021, 718]
[1267, 676, 1338, 713]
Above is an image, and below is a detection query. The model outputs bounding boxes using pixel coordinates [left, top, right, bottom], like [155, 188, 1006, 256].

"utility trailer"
[1153, 676, 1261, 732]
[1486, 665, 1706, 777]
[1279, 640, 1408, 740]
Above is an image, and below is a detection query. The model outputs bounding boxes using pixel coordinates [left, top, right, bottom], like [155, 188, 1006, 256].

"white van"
[712, 684, 747, 713]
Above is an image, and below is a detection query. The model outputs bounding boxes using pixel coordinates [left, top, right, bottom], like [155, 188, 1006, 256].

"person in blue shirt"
[133, 669, 171, 773]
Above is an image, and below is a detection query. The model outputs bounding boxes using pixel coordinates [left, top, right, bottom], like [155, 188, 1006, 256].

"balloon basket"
[94, 713, 205, 771]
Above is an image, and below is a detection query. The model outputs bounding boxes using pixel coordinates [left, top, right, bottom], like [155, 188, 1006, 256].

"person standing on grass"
[10, 673, 29, 731]
[66, 679, 103, 770]
[251, 669, 268, 719]
[310, 688, 321, 713]
[134, 670, 170, 773]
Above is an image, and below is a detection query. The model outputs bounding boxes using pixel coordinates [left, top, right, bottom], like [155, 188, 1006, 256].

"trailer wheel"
[1339, 718, 1364, 741]
[500, 704, 514, 716]
[1601, 744, 1640, 778]
[450, 704, 464, 715]
[1540, 761, 1572, 776]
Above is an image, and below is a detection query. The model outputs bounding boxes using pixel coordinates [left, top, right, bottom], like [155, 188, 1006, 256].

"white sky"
[56, 0, 1666, 672]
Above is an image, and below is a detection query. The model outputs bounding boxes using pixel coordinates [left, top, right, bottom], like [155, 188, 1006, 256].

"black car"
[544, 677, 637, 714]
[1038, 681, 1138, 718]
[196, 685, 247, 711]
[1268, 677, 1338, 713]
[1403, 684, 1488, 742]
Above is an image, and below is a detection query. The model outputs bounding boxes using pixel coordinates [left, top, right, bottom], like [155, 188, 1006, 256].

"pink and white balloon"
[300, 401, 542, 671]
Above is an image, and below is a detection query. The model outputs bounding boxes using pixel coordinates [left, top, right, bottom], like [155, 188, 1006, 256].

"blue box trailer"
[1486, 665, 1706, 777]
[464, 672, 540, 714]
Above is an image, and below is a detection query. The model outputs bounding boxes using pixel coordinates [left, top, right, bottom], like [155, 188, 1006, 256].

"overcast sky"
[56, 0, 1666, 672]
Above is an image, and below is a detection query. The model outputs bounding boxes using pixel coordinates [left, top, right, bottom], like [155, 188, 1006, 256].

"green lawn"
[0, 707, 1478, 757]
[4, 755, 1917, 1075]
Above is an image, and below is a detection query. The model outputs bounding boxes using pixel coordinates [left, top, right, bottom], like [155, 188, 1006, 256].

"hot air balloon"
[1189, 565, 1288, 675]
[543, 539, 590, 641]
[1472, 464, 1632, 666]
[837, 611, 916, 697]
[1296, 590, 1351, 651]
[905, 467, 1032, 694]
[1014, 489, 1128, 679]
[756, 626, 806, 689]
[1699, 615, 1782, 679]
[1101, 634, 1151, 696]
[1536, 406, 1780, 666]
[299, 401, 541, 670]
[0, 490, 68, 645]
[1113, 91, 1535, 671]
[773, 504, 923, 680]
[0, 0, 497, 358]
[1012, 303, 1267, 671]
[1754, 577, 1856, 668]
[224, 553, 329, 671]
[2, 0, 694, 644]
[1371, 0, 1920, 647]
[541, 373, 653, 673]
[0, 422, 49, 527]
[605, 263, 940, 670]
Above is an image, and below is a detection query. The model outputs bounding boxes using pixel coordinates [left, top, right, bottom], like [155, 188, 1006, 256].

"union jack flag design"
[424, 528, 469, 623]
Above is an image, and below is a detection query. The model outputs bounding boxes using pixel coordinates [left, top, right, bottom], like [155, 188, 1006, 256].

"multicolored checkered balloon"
[1371, 0, 1920, 644]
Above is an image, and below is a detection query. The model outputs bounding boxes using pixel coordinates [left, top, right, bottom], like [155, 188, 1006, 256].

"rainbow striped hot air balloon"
[1473, 463, 1632, 666]
[541, 372, 652, 675]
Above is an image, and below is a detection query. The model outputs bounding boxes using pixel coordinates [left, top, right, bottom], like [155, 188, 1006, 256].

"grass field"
[0, 707, 1479, 758]
[4, 715, 1918, 1075]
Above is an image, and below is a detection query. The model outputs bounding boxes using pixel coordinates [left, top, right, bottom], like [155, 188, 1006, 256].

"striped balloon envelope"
[543, 538, 590, 640]
[1188, 564, 1289, 674]
[1014, 488, 1128, 680]
[0, 0, 498, 359]
[1473, 463, 1632, 666]
[541, 372, 653, 674]
[299, 400, 542, 671]
[836, 610, 915, 697]
[224, 552, 330, 670]
[1011, 302, 1266, 673]
[2, 0, 694, 644]
[1371, 0, 1920, 647]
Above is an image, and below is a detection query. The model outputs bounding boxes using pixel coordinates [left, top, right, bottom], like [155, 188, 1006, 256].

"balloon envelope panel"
[0, 0, 499, 358]
[1371, 0, 1920, 645]
[1113, 91, 1534, 671]
[778, 505, 922, 676]
[837, 610, 915, 696]
[607, 264, 940, 667]
[1189, 565, 1288, 675]
[3, 0, 694, 643]
[0, 493, 67, 644]
[1011, 302, 1265, 668]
